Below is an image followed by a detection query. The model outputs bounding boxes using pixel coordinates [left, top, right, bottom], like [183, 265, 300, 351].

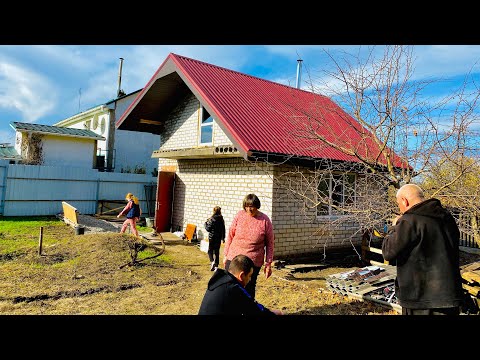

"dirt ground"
[0, 222, 478, 315]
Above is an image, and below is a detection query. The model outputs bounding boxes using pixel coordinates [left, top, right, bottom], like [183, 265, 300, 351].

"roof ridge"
[10, 121, 104, 139]
[170, 52, 328, 98]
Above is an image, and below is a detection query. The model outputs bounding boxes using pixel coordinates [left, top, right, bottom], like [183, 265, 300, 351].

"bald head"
[396, 184, 425, 213]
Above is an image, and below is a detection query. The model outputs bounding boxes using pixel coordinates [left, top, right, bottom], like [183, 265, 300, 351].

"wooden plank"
[283, 263, 328, 271]
[370, 260, 388, 267]
[462, 283, 480, 297]
[62, 201, 78, 226]
[368, 274, 397, 285]
[461, 262, 480, 273]
[362, 244, 389, 265]
[365, 246, 383, 255]
[462, 271, 480, 285]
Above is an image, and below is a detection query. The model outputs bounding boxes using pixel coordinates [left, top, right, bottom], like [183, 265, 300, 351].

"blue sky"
[1, 45, 480, 145]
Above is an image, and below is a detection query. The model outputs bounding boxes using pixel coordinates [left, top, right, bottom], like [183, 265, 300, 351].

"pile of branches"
[119, 236, 165, 269]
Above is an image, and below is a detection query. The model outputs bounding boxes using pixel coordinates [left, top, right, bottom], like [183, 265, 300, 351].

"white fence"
[0, 160, 157, 217]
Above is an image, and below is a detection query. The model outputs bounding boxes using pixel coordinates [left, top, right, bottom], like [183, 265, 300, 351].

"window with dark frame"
[317, 173, 356, 216]
[200, 107, 213, 144]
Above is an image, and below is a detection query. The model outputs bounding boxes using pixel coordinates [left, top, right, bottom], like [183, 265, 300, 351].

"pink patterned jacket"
[224, 210, 274, 267]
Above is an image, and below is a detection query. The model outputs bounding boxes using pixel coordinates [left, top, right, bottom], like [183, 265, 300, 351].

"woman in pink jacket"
[223, 193, 274, 300]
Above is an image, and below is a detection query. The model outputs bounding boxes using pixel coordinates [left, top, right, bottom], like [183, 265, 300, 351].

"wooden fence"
[460, 230, 480, 249]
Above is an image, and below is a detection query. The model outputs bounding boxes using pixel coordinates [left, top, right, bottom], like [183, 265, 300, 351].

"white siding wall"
[61, 109, 110, 157]
[114, 130, 159, 175]
[112, 94, 160, 176]
[114, 96, 136, 123]
[41, 135, 96, 168]
[14, 132, 22, 155]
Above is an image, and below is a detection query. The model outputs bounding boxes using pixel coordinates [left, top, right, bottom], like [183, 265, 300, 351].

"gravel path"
[77, 214, 123, 234]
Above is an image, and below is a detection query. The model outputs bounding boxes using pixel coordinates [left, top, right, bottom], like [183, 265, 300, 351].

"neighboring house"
[0, 143, 22, 164]
[116, 53, 403, 259]
[54, 90, 160, 176]
[10, 122, 105, 168]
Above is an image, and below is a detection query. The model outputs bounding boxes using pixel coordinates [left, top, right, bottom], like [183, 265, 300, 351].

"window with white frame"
[200, 107, 213, 144]
[317, 173, 356, 216]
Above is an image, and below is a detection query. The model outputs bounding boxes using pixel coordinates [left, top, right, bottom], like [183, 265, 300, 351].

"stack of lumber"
[326, 264, 401, 313]
[460, 261, 480, 312]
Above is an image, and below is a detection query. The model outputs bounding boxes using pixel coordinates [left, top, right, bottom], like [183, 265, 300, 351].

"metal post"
[0, 162, 8, 215]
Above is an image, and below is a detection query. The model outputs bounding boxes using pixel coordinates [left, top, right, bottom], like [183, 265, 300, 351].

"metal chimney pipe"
[117, 57, 124, 97]
[296, 59, 303, 89]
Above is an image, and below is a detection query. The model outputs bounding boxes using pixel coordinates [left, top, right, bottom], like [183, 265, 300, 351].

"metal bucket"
[145, 217, 154, 228]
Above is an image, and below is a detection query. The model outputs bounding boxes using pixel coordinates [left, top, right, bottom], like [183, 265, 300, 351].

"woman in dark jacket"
[204, 206, 226, 271]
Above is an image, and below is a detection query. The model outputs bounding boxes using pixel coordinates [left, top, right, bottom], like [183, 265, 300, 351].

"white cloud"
[414, 45, 480, 79]
[264, 45, 342, 57]
[0, 129, 15, 145]
[0, 60, 57, 122]
[266, 45, 480, 85]
[29, 45, 97, 71]
[67, 45, 255, 115]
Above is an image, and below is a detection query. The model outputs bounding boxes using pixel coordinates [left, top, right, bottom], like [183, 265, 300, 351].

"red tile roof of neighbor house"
[116, 53, 405, 168]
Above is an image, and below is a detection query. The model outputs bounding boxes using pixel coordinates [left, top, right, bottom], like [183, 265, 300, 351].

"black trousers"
[207, 240, 221, 266]
[225, 259, 261, 300]
[208, 248, 220, 266]
[402, 307, 460, 315]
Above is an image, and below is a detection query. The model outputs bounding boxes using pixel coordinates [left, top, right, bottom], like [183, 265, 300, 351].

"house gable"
[151, 92, 240, 160]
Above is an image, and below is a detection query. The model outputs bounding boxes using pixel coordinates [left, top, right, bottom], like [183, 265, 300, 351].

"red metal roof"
[117, 53, 404, 168]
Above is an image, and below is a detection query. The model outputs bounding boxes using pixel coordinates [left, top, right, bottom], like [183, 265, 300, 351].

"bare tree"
[251, 45, 480, 252]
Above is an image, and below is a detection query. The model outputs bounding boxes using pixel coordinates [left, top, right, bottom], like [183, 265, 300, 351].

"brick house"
[116, 53, 403, 259]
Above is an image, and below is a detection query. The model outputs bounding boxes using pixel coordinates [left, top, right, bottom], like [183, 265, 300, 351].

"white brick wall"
[158, 157, 363, 259]
[160, 94, 233, 150]
[167, 158, 273, 242]
[271, 164, 362, 257]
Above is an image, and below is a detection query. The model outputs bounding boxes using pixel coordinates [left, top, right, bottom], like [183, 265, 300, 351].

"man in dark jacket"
[382, 183, 464, 315]
[198, 254, 282, 315]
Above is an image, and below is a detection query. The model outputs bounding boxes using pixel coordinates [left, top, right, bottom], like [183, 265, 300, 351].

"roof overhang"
[17, 129, 104, 141]
[54, 105, 108, 127]
[152, 145, 242, 159]
[116, 56, 190, 135]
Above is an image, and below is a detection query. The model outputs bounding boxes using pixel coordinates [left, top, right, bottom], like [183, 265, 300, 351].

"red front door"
[154, 171, 175, 232]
